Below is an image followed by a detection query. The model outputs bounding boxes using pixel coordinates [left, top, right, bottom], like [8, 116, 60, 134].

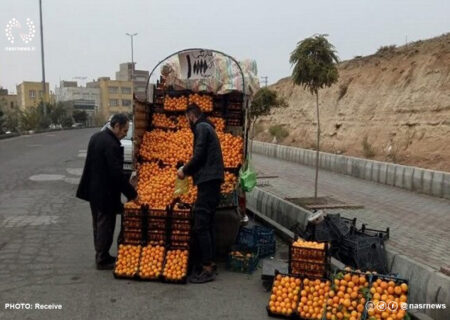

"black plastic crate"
[359, 224, 390, 241]
[325, 269, 372, 320]
[137, 245, 166, 281]
[338, 233, 387, 274]
[161, 247, 190, 284]
[113, 244, 142, 279]
[266, 271, 302, 319]
[296, 276, 332, 320]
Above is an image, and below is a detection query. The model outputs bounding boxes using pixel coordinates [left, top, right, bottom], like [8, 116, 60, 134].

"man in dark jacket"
[77, 113, 137, 270]
[177, 103, 224, 283]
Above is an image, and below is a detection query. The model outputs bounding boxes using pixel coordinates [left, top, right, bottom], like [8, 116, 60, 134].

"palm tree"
[290, 34, 339, 198]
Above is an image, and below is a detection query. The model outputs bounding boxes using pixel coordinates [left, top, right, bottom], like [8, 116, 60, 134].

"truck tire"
[214, 207, 241, 261]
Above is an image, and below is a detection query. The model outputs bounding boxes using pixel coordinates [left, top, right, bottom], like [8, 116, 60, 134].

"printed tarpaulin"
[160, 50, 259, 96]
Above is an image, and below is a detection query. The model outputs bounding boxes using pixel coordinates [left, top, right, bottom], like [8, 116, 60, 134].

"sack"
[174, 177, 190, 197]
[239, 160, 257, 192]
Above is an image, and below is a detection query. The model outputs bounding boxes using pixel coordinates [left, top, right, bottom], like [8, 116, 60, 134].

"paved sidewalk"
[252, 153, 450, 271]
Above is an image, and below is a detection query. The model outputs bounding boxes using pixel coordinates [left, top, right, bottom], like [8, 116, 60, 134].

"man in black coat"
[77, 113, 137, 270]
[177, 103, 224, 283]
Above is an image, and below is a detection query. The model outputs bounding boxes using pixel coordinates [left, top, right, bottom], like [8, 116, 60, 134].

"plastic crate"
[359, 224, 390, 241]
[266, 271, 302, 319]
[255, 225, 275, 244]
[338, 233, 387, 274]
[161, 247, 190, 284]
[289, 240, 329, 278]
[257, 241, 276, 258]
[226, 245, 259, 274]
[237, 227, 257, 247]
[325, 270, 372, 320]
[296, 276, 332, 320]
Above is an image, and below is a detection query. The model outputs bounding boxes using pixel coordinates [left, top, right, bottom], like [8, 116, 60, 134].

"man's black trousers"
[90, 203, 116, 265]
[192, 179, 222, 266]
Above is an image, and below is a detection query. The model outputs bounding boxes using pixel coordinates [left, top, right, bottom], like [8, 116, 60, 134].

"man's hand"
[129, 172, 138, 188]
[177, 167, 185, 180]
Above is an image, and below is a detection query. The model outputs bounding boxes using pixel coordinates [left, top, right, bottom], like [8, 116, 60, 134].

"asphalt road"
[0, 129, 272, 320]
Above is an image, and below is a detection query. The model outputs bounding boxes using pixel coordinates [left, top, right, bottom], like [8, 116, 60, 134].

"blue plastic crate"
[254, 225, 274, 244]
[237, 227, 257, 247]
[257, 240, 276, 258]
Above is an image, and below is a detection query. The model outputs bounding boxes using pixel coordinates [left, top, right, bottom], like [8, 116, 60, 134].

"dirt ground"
[255, 33, 450, 172]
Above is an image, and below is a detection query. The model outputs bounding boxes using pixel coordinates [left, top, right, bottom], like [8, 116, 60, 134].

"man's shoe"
[96, 262, 115, 270]
[189, 269, 215, 284]
[105, 256, 116, 264]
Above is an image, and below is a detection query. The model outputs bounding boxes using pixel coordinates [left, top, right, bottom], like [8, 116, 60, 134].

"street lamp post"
[125, 33, 138, 85]
[39, 0, 47, 116]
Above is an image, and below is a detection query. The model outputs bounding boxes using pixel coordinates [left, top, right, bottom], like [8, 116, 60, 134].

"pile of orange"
[325, 272, 369, 320]
[218, 132, 243, 167]
[268, 274, 301, 316]
[138, 245, 165, 279]
[367, 278, 408, 320]
[162, 249, 188, 281]
[293, 239, 326, 250]
[164, 95, 188, 111]
[152, 113, 177, 128]
[124, 201, 140, 210]
[139, 129, 193, 165]
[298, 278, 331, 320]
[209, 117, 225, 132]
[137, 164, 177, 208]
[189, 93, 213, 112]
[176, 115, 190, 129]
[114, 244, 141, 277]
[221, 172, 237, 193]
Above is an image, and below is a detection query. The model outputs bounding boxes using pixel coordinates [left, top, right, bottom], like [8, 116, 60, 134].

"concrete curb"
[252, 141, 450, 200]
[247, 187, 450, 320]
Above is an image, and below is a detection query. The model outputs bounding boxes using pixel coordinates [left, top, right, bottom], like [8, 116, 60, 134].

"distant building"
[87, 77, 133, 120]
[55, 80, 100, 122]
[115, 62, 149, 100]
[16, 81, 49, 109]
[0, 88, 18, 110]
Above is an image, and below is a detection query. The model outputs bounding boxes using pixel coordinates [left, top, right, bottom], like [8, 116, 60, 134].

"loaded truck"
[131, 48, 259, 257]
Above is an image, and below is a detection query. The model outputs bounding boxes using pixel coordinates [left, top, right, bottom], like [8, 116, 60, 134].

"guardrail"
[252, 141, 450, 200]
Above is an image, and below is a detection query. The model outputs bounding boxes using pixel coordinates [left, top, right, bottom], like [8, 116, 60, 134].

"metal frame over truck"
[131, 48, 258, 257]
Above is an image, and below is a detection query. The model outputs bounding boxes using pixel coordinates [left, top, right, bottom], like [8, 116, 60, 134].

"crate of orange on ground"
[113, 244, 142, 279]
[297, 276, 332, 320]
[324, 269, 372, 320]
[266, 271, 302, 319]
[289, 238, 330, 278]
[161, 246, 190, 284]
[138, 244, 166, 281]
[366, 274, 409, 320]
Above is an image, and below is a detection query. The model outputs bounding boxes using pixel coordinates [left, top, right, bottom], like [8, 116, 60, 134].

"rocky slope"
[255, 33, 450, 172]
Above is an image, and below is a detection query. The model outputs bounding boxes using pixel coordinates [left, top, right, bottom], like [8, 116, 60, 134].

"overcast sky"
[1, 0, 449, 93]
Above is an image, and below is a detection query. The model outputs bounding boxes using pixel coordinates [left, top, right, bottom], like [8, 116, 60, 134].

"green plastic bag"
[174, 177, 190, 197]
[239, 160, 257, 192]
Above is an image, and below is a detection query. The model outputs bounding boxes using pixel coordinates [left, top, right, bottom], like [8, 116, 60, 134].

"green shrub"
[269, 125, 289, 140]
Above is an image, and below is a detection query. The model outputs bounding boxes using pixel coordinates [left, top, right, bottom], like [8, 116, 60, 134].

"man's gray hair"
[110, 113, 129, 128]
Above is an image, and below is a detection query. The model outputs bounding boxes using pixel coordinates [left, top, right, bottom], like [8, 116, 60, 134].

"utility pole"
[126, 33, 138, 86]
[39, 0, 47, 116]
[261, 76, 268, 87]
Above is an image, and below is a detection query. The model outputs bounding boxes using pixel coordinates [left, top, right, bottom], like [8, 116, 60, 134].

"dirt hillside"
[255, 33, 450, 172]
